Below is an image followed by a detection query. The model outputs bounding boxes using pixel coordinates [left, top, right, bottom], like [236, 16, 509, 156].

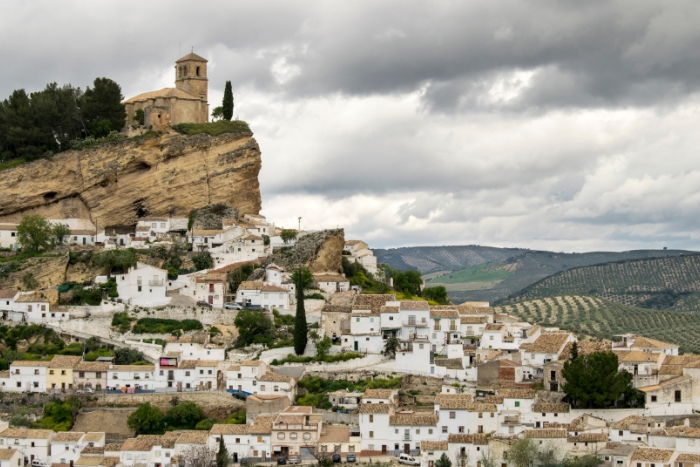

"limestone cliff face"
[264, 229, 345, 273]
[0, 131, 262, 225]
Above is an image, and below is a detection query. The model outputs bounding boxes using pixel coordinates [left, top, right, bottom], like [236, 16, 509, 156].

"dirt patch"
[74, 409, 135, 438]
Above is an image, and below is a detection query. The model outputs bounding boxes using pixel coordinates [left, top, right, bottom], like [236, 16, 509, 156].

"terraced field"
[496, 295, 700, 354]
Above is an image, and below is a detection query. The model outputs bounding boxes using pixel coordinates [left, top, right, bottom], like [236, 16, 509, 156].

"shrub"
[172, 120, 251, 137]
[132, 318, 203, 334]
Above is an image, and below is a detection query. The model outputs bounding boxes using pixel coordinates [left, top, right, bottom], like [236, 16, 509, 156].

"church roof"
[123, 88, 201, 104]
[176, 52, 208, 63]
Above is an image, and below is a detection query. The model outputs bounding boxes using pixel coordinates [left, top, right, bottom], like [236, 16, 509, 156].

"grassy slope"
[496, 295, 700, 354]
[426, 263, 513, 285]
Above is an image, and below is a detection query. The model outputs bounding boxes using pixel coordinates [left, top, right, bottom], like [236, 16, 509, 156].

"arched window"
[196, 66, 200, 76]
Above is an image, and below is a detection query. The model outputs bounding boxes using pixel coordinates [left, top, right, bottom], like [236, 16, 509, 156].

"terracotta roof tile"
[567, 433, 608, 442]
[498, 388, 535, 399]
[389, 414, 439, 426]
[421, 441, 448, 451]
[524, 429, 567, 439]
[359, 404, 391, 414]
[259, 371, 293, 383]
[447, 434, 488, 445]
[210, 424, 250, 435]
[528, 333, 571, 354]
[52, 432, 84, 442]
[533, 403, 570, 413]
[630, 447, 675, 462]
[352, 294, 396, 314]
[363, 389, 395, 399]
[49, 355, 82, 368]
[435, 394, 473, 409]
[249, 416, 273, 434]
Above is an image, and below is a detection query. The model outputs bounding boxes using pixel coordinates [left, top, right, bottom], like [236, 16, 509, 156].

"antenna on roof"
[191, 46, 194, 53]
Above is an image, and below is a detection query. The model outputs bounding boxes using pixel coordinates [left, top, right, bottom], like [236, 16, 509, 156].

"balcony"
[404, 321, 428, 327]
[502, 416, 520, 425]
[149, 279, 164, 286]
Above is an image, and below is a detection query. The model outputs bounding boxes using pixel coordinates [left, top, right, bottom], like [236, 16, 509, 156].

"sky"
[3, 1, 700, 252]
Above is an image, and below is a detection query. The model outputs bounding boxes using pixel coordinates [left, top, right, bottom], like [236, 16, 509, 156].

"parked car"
[31, 461, 50, 467]
[346, 454, 356, 463]
[287, 456, 301, 465]
[277, 457, 287, 465]
[76, 387, 94, 395]
[196, 300, 213, 308]
[224, 302, 243, 310]
[398, 454, 420, 466]
[332, 454, 341, 463]
[244, 304, 263, 310]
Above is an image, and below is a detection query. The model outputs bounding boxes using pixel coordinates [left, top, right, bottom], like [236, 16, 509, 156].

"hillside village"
[1, 53, 699, 467]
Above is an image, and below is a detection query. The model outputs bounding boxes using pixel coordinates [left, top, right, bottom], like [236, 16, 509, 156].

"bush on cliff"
[131, 318, 203, 334]
[172, 120, 250, 137]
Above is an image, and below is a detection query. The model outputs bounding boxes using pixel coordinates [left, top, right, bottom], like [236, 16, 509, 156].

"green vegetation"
[421, 286, 449, 304]
[17, 215, 53, 251]
[32, 399, 77, 431]
[304, 293, 325, 300]
[342, 257, 390, 294]
[128, 402, 165, 435]
[92, 248, 137, 274]
[496, 295, 700, 354]
[164, 401, 206, 430]
[234, 309, 274, 347]
[0, 78, 125, 167]
[382, 334, 400, 358]
[293, 267, 313, 356]
[562, 351, 642, 408]
[114, 348, 147, 365]
[216, 435, 229, 467]
[280, 229, 297, 244]
[429, 263, 513, 284]
[272, 352, 363, 366]
[435, 453, 452, 467]
[70, 285, 103, 306]
[192, 251, 213, 271]
[132, 318, 203, 334]
[111, 312, 136, 333]
[172, 120, 250, 137]
[295, 375, 402, 409]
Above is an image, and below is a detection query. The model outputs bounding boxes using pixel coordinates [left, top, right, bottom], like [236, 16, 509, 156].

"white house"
[248, 416, 273, 461]
[257, 371, 297, 402]
[9, 361, 50, 393]
[226, 360, 269, 395]
[163, 336, 225, 361]
[236, 282, 291, 311]
[0, 428, 55, 464]
[50, 432, 86, 465]
[435, 394, 474, 440]
[0, 449, 22, 467]
[66, 230, 98, 246]
[0, 290, 19, 311]
[344, 240, 378, 275]
[0, 224, 19, 250]
[446, 434, 489, 467]
[177, 360, 220, 390]
[314, 274, 350, 294]
[108, 365, 157, 391]
[209, 425, 251, 463]
[115, 262, 169, 307]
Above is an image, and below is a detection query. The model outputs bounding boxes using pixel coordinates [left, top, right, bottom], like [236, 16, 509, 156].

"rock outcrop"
[263, 229, 345, 273]
[0, 130, 262, 226]
[0, 255, 69, 290]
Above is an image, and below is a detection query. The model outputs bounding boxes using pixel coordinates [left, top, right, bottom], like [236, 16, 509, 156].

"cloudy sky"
[4, 1, 700, 252]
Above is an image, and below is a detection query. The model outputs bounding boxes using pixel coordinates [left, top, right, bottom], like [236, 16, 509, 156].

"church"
[123, 52, 209, 129]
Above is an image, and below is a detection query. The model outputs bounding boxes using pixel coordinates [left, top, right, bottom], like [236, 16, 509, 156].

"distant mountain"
[374, 245, 694, 305]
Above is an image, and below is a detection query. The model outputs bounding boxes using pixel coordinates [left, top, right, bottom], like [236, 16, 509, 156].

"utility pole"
[298, 217, 301, 231]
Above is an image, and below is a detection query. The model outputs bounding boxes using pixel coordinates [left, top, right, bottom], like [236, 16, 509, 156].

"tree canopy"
[562, 351, 640, 408]
[233, 308, 273, 347]
[17, 214, 53, 251]
[0, 77, 125, 163]
[164, 401, 205, 430]
[127, 402, 164, 435]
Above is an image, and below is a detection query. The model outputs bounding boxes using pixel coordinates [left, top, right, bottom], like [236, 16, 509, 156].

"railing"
[404, 321, 428, 327]
[149, 279, 164, 286]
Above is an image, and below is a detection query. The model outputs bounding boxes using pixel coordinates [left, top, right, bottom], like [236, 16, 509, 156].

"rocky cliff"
[263, 229, 345, 273]
[0, 130, 262, 225]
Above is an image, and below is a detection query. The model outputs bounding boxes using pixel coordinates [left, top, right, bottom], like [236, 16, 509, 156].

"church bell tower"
[175, 52, 208, 102]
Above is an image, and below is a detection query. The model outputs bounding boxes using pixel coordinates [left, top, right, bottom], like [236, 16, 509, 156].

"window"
[459, 426, 465, 433]
[61, 370, 66, 375]
[290, 433, 297, 440]
[274, 385, 279, 392]
[369, 415, 374, 422]
[416, 429, 420, 434]
[303, 433, 311, 440]
[442, 426, 447, 433]
[49, 370, 54, 375]
[515, 401, 520, 407]
[65, 446, 69, 451]
[429, 429, 433, 434]
[277, 433, 285, 440]
[34, 369, 39, 375]
[185, 371, 190, 376]
[261, 385, 266, 391]
[450, 412, 456, 419]
[675, 390, 682, 402]
[200, 370, 204, 375]
[619, 431, 623, 436]
[79, 372, 85, 378]
[478, 413, 483, 418]
[369, 431, 374, 438]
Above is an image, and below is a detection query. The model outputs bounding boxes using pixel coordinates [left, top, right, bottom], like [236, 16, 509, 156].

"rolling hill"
[495, 295, 700, 354]
[507, 253, 700, 310]
[375, 246, 693, 304]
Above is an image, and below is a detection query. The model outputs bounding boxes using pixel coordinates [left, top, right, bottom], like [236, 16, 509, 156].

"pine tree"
[216, 435, 228, 467]
[570, 341, 579, 360]
[222, 81, 234, 121]
[292, 267, 313, 355]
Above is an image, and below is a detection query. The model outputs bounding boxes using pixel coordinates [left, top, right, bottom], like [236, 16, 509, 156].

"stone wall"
[84, 391, 243, 419]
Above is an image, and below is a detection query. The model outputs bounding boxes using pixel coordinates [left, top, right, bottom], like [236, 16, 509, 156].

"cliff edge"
[0, 130, 262, 226]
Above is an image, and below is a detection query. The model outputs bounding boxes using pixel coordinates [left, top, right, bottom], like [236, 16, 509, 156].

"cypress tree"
[222, 81, 234, 121]
[293, 267, 312, 355]
[216, 434, 228, 467]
